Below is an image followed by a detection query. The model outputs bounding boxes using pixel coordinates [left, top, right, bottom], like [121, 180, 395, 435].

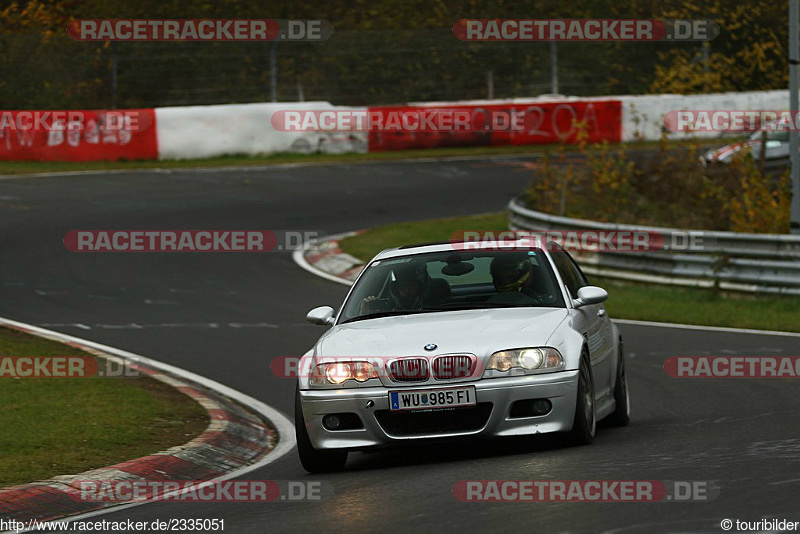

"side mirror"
[573, 286, 608, 308]
[306, 306, 335, 326]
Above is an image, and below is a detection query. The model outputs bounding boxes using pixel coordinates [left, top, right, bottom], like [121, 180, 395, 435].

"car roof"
[371, 237, 554, 261]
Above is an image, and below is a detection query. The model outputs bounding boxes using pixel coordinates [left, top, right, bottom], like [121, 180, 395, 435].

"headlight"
[325, 363, 351, 384]
[486, 347, 564, 374]
[310, 361, 379, 385]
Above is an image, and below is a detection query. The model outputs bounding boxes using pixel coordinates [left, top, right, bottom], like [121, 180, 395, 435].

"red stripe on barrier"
[367, 101, 621, 152]
[0, 109, 158, 161]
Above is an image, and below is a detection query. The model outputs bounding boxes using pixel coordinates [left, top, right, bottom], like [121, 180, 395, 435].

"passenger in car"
[488, 252, 555, 305]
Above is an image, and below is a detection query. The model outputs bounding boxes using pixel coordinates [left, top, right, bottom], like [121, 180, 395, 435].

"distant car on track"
[295, 239, 630, 473]
[701, 128, 791, 168]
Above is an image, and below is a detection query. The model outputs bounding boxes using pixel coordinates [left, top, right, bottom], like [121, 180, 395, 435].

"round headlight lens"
[519, 349, 544, 370]
[326, 363, 351, 384]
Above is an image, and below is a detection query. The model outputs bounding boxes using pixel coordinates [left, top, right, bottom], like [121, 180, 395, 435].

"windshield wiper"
[341, 302, 538, 323]
[420, 302, 533, 311]
[340, 309, 435, 324]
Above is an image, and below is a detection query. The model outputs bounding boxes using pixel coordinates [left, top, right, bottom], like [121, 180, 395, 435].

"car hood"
[704, 139, 760, 162]
[316, 307, 569, 358]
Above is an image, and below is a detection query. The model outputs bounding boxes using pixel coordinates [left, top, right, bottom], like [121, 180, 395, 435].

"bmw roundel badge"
[424, 343, 437, 351]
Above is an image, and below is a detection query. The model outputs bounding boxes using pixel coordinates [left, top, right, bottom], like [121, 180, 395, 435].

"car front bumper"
[299, 370, 579, 450]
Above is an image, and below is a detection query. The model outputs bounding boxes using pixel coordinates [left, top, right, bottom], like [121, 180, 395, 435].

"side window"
[550, 251, 588, 299]
[563, 251, 589, 288]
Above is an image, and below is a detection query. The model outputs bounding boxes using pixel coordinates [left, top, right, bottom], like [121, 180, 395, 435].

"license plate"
[389, 386, 476, 412]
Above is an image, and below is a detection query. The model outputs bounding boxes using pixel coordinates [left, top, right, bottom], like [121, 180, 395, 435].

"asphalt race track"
[2, 156, 799, 534]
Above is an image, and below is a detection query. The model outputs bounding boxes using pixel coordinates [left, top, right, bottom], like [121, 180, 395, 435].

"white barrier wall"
[156, 102, 367, 160]
[413, 90, 793, 142]
[619, 90, 790, 142]
[153, 90, 794, 159]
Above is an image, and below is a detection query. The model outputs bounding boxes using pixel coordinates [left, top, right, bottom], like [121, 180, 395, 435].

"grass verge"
[0, 327, 209, 487]
[0, 145, 557, 175]
[338, 212, 800, 333]
[0, 138, 715, 176]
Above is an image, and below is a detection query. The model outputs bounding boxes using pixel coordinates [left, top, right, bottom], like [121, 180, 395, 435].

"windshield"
[338, 249, 565, 323]
[748, 128, 790, 143]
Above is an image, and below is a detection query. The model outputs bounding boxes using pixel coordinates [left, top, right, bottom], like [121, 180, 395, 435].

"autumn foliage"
[524, 130, 792, 234]
[0, 0, 793, 108]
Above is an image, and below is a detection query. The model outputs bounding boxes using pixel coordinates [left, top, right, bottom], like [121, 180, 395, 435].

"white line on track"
[37, 322, 280, 330]
[0, 152, 548, 180]
[614, 318, 800, 338]
[0, 316, 296, 531]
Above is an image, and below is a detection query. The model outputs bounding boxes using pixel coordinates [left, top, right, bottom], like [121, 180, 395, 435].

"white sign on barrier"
[155, 102, 367, 160]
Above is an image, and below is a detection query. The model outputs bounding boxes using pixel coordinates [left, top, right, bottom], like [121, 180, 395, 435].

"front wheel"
[607, 343, 630, 427]
[295, 387, 348, 473]
[567, 354, 596, 446]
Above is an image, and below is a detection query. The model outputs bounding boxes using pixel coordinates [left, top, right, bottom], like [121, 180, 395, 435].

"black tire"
[295, 387, 348, 473]
[567, 353, 596, 446]
[607, 342, 631, 427]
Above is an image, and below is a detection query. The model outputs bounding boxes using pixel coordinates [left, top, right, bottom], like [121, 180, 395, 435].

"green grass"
[340, 212, 510, 260]
[593, 277, 800, 332]
[0, 138, 709, 176]
[0, 145, 554, 175]
[338, 212, 800, 333]
[0, 327, 209, 487]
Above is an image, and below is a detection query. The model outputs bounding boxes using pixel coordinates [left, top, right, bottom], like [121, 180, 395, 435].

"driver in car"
[360, 261, 432, 314]
[488, 252, 553, 305]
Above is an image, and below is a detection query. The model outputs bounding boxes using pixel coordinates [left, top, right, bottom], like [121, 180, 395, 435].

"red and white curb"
[0, 317, 294, 525]
[292, 231, 365, 286]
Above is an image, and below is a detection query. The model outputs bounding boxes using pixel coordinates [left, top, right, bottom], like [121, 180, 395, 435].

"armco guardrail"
[508, 198, 800, 295]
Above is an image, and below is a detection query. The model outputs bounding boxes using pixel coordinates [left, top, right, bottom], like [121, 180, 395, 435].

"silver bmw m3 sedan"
[296, 238, 630, 473]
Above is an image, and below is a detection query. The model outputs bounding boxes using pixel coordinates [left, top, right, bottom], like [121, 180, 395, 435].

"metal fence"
[508, 198, 800, 295]
[0, 30, 703, 109]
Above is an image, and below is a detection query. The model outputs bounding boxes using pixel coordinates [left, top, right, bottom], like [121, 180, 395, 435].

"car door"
[550, 250, 614, 399]
[764, 131, 790, 161]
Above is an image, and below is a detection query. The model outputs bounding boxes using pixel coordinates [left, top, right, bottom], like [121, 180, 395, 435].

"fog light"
[322, 413, 363, 431]
[531, 399, 552, 416]
[323, 414, 341, 430]
[509, 398, 553, 418]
